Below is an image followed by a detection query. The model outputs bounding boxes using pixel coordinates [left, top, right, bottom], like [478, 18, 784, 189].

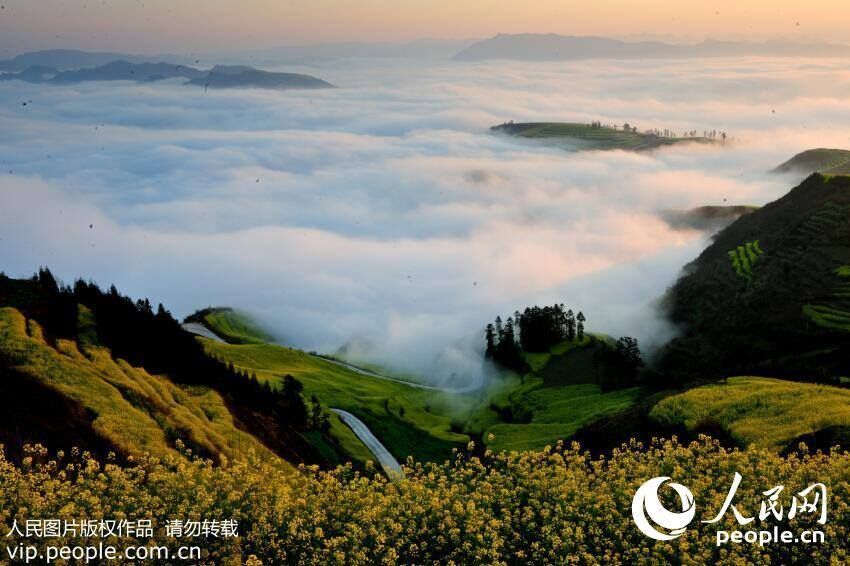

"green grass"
[193, 308, 275, 345]
[201, 329, 641, 457]
[481, 336, 645, 451]
[651, 376, 850, 451]
[494, 122, 713, 152]
[200, 340, 470, 462]
[485, 380, 644, 451]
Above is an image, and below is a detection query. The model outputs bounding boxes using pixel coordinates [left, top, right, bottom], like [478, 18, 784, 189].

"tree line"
[485, 304, 587, 371]
[4, 269, 319, 433]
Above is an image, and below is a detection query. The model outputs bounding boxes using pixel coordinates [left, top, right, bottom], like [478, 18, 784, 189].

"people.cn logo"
[632, 476, 696, 540]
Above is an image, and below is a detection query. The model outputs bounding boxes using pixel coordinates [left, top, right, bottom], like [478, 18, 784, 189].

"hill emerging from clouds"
[0, 55, 334, 90]
[773, 148, 850, 176]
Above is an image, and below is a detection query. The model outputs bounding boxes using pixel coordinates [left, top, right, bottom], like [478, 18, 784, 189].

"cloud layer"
[1, 56, 847, 382]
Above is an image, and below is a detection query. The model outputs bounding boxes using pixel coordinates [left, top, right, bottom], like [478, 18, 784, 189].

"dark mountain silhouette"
[49, 60, 207, 83]
[188, 64, 334, 90]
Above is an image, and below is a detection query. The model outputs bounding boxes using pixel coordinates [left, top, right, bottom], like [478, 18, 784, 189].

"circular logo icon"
[632, 476, 696, 540]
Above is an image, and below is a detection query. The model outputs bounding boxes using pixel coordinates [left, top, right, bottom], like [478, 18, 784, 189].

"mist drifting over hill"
[1, 55, 847, 381]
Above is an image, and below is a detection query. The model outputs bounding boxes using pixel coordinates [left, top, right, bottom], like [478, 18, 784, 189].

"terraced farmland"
[491, 122, 713, 152]
[804, 265, 850, 332]
[727, 239, 763, 280]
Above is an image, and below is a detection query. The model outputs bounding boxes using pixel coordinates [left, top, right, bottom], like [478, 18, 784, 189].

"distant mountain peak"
[454, 33, 850, 61]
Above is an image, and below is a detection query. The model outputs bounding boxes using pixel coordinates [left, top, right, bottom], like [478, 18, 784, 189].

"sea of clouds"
[2, 56, 849, 386]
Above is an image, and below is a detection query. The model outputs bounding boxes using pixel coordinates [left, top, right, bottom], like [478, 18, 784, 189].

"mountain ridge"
[455, 33, 850, 61]
[1, 59, 334, 90]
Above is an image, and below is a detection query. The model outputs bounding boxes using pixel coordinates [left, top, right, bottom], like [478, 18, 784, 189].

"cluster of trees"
[10, 269, 316, 432]
[484, 303, 646, 391]
[644, 127, 728, 140]
[590, 121, 638, 133]
[599, 336, 645, 391]
[485, 304, 586, 370]
[591, 121, 729, 140]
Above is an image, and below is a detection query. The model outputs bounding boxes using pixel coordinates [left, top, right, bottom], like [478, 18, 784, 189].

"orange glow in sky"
[0, 0, 845, 53]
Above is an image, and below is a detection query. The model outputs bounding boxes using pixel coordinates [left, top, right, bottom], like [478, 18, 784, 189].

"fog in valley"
[2, 56, 848, 385]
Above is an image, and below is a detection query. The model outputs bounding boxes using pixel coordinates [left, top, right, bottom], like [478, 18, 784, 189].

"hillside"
[659, 205, 758, 232]
[473, 336, 648, 452]
[0, 307, 281, 465]
[658, 173, 850, 382]
[0, 60, 334, 90]
[184, 307, 276, 345]
[191, 305, 653, 457]
[4, 437, 847, 564]
[651, 377, 850, 452]
[0, 272, 329, 466]
[187, 65, 334, 90]
[199, 338, 470, 463]
[492, 122, 715, 152]
[773, 148, 850, 176]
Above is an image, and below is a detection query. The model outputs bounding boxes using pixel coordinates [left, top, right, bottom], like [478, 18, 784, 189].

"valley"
[3, 16, 850, 558]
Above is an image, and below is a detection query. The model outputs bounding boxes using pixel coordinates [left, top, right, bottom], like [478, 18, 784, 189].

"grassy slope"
[198, 311, 647, 457]
[0, 307, 282, 466]
[651, 376, 850, 451]
[493, 122, 713, 151]
[191, 307, 275, 345]
[200, 340, 470, 463]
[774, 148, 850, 175]
[478, 336, 645, 452]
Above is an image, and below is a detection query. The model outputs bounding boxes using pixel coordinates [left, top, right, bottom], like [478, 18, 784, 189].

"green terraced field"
[651, 376, 850, 451]
[492, 122, 713, 152]
[804, 264, 850, 332]
[728, 239, 763, 280]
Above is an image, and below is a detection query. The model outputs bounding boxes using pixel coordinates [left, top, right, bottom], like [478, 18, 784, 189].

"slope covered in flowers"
[1, 438, 848, 564]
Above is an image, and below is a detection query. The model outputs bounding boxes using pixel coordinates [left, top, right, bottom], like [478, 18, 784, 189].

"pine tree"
[485, 323, 496, 358]
[504, 317, 516, 347]
[309, 395, 322, 429]
[566, 309, 576, 341]
[576, 311, 586, 341]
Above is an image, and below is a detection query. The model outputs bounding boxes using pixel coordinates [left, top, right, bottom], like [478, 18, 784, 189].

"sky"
[2, 54, 848, 386]
[0, 0, 847, 55]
